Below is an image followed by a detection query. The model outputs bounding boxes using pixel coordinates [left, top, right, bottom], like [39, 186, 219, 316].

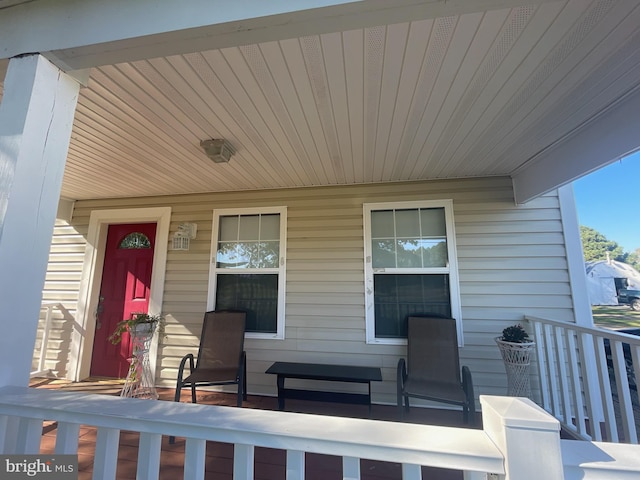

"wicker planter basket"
[121, 323, 158, 400]
[495, 338, 535, 398]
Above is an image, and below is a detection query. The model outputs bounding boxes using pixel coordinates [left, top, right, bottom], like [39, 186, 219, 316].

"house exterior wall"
[36, 177, 575, 405]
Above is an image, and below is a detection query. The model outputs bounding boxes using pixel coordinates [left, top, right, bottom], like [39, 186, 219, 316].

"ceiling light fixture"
[200, 138, 235, 164]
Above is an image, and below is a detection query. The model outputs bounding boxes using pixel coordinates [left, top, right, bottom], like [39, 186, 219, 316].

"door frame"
[71, 207, 171, 382]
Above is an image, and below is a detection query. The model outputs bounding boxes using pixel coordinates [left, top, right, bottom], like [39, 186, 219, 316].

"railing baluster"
[0, 415, 8, 453]
[401, 463, 421, 480]
[286, 450, 305, 480]
[55, 422, 80, 454]
[32, 303, 61, 377]
[611, 340, 637, 444]
[632, 345, 640, 435]
[593, 335, 618, 442]
[579, 332, 601, 441]
[184, 438, 206, 480]
[16, 417, 42, 454]
[543, 324, 561, 417]
[38, 305, 54, 373]
[234, 443, 254, 480]
[553, 325, 571, 424]
[533, 321, 551, 411]
[565, 331, 587, 436]
[93, 427, 120, 480]
[137, 432, 162, 479]
[343, 456, 360, 480]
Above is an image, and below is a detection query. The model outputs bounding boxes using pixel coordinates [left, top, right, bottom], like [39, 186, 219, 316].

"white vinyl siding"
[34, 220, 86, 378]
[37, 177, 575, 405]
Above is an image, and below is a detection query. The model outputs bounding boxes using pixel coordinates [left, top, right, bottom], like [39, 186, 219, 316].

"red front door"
[90, 223, 157, 378]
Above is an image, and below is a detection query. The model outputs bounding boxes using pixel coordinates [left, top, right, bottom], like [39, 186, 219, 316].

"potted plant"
[497, 323, 532, 344]
[108, 312, 164, 344]
[495, 323, 535, 397]
[109, 312, 164, 400]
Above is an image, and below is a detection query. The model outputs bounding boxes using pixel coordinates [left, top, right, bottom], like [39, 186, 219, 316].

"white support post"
[558, 185, 604, 428]
[0, 54, 81, 388]
[481, 396, 564, 480]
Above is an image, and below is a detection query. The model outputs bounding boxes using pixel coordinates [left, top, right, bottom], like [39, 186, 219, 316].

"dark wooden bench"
[265, 361, 382, 414]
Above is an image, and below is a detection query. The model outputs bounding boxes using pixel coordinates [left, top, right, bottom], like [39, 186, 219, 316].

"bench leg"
[277, 375, 285, 410]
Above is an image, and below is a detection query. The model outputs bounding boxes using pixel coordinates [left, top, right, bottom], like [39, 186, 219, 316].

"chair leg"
[397, 392, 404, 419]
[467, 398, 476, 427]
[236, 369, 243, 407]
[242, 352, 248, 401]
[191, 384, 197, 404]
[396, 358, 407, 420]
[462, 365, 476, 427]
[170, 384, 183, 444]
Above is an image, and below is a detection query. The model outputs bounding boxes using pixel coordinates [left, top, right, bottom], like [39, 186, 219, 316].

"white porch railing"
[30, 302, 63, 378]
[527, 315, 640, 444]
[0, 386, 638, 479]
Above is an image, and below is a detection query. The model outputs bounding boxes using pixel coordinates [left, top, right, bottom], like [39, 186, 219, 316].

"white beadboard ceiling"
[2, 0, 640, 201]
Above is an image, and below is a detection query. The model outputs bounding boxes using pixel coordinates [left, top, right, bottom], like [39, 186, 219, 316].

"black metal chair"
[174, 310, 247, 406]
[397, 316, 476, 425]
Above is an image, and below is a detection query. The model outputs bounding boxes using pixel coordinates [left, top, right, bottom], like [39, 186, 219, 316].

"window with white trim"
[208, 207, 287, 339]
[363, 200, 462, 344]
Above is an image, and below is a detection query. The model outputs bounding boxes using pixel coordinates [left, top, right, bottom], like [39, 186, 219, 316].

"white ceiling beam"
[512, 86, 640, 205]
[0, 0, 561, 70]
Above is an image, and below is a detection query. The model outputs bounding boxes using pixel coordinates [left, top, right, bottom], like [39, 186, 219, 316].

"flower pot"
[131, 322, 155, 340]
[495, 337, 535, 397]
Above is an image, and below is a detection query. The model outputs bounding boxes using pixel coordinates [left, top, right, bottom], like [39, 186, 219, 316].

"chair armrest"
[177, 353, 195, 384]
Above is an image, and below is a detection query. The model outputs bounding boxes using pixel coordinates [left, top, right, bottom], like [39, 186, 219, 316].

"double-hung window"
[208, 207, 287, 339]
[363, 200, 462, 344]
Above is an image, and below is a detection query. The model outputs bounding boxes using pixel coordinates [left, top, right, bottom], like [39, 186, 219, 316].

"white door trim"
[71, 207, 171, 382]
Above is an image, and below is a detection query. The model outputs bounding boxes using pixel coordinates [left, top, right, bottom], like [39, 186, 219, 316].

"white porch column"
[0, 54, 81, 387]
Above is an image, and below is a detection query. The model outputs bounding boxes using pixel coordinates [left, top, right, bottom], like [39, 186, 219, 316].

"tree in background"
[580, 226, 626, 262]
[626, 248, 640, 271]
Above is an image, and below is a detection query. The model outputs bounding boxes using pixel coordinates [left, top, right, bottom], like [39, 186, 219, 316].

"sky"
[573, 151, 640, 253]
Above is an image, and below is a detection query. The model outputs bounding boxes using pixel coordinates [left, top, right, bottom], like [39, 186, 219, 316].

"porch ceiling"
[1, 0, 640, 202]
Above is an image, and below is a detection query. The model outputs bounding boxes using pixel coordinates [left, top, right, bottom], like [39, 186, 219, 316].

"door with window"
[90, 223, 157, 378]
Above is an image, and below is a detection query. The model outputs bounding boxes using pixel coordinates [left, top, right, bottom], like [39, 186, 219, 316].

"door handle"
[95, 296, 104, 330]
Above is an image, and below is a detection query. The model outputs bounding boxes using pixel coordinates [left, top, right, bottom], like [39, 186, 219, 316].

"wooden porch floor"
[30, 377, 481, 480]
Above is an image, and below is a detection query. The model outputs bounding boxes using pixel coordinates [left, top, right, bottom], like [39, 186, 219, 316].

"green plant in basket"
[499, 324, 531, 344]
[108, 313, 164, 345]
